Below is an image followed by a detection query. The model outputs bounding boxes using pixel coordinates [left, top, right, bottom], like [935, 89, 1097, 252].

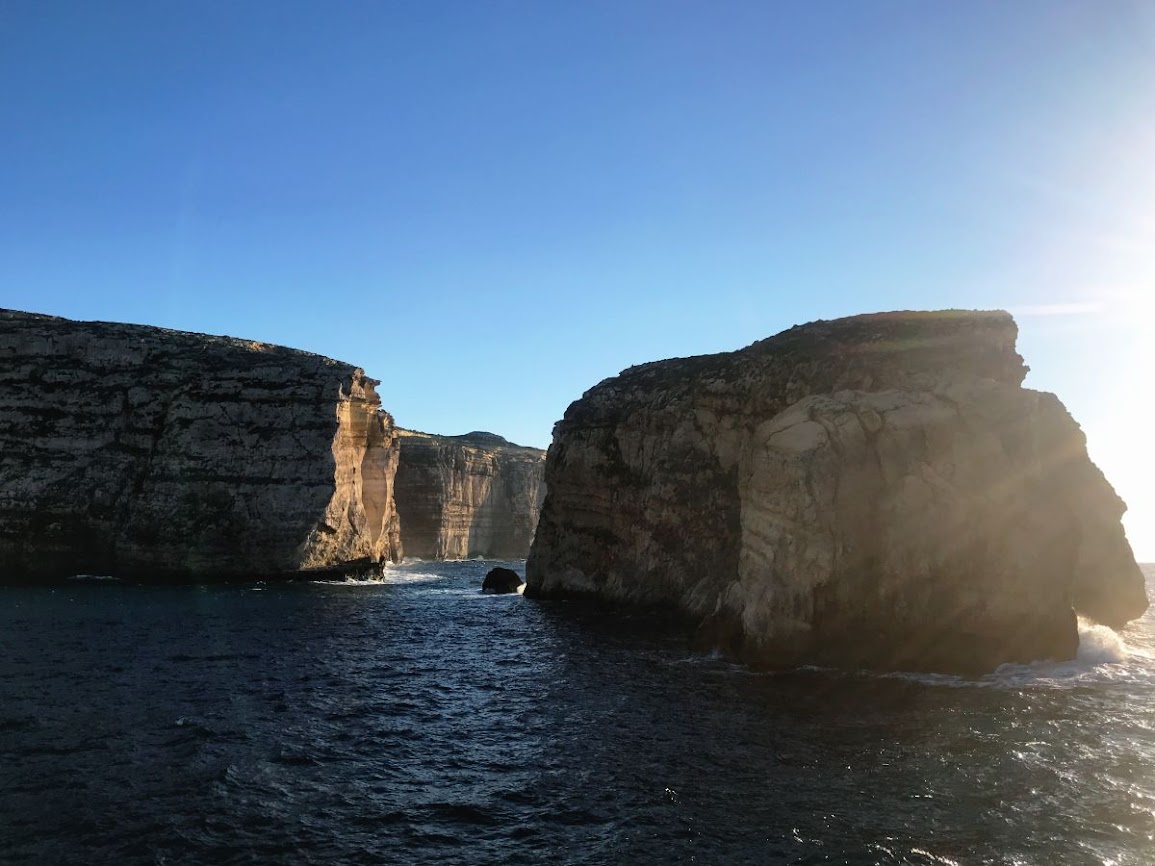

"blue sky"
[1, 1, 1152, 557]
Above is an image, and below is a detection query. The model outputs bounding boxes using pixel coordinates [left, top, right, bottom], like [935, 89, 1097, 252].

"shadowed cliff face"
[0, 309, 401, 582]
[394, 431, 545, 560]
[526, 310, 1148, 674]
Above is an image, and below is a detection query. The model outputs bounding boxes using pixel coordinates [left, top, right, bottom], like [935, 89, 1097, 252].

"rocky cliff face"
[0, 309, 402, 581]
[394, 430, 545, 559]
[526, 310, 1147, 673]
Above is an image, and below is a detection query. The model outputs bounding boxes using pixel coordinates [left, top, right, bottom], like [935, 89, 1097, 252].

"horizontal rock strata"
[0, 309, 401, 582]
[394, 430, 545, 559]
[526, 310, 1148, 673]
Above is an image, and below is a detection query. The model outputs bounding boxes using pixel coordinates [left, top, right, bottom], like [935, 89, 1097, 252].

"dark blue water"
[3, 561, 1155, 865]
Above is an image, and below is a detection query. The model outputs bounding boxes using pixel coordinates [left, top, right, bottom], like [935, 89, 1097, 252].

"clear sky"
[1, 1, 1152, 558]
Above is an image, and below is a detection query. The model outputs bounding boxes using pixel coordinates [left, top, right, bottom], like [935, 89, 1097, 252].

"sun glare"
[1086, 287, 1155, 561]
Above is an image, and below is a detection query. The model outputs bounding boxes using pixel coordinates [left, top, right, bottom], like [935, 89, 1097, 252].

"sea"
[2, 561, 1154, 866]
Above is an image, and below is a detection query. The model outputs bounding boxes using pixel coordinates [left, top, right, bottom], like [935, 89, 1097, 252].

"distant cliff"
[394, 430, 545, 559]
[526, 310, 1148, 674]
[0, 309, 401, 581]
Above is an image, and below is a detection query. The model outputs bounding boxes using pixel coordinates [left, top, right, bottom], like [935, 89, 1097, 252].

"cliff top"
[0, 308, 384, 407]
[397, 428, 544, 453]
[0, 307, 358, 370]
[565, 309, 1028, 424]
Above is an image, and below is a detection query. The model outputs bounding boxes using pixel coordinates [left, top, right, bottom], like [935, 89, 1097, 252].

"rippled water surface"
[3, 562, 1155, 865]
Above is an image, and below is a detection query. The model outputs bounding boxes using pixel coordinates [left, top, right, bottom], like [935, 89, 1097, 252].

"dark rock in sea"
[394, 430, 545, 560]
[0, 309, 402, 582]
[526, 309, 1149, 674]
[482, 566, 525, 594]
[294, 557, 385, 582]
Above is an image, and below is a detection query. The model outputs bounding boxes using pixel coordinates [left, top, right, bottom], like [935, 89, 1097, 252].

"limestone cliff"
[394, 430, 545, 559]
[0, 309, 402, 582]
[526, 310, 1147, 673]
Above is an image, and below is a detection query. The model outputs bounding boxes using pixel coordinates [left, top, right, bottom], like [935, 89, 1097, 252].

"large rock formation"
[526, 310, 1148, 674]
[394, 430, 545, 559]
[0, 309, 402, 582]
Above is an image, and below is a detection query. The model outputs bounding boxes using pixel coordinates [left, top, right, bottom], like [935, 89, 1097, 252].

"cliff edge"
[0, 309, 401, 581]
[526, 310, 1147, 673]
[394, 430, 545, 559]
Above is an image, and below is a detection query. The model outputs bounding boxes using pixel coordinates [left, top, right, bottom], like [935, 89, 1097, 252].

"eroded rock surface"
[0, 309, 402, 581]
[394, 430, 545, 559]
[526, 310, 1147, 673]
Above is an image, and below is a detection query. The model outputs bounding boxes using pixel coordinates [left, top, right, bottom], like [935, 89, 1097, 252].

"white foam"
[908, 848, 962, 866]
[1076, 616, 1128, 665]
[310, 571, 443, 587]
[870, 617, 1135, 690]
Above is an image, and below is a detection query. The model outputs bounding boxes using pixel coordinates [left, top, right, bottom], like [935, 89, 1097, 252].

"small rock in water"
[481, 567, 525, 594]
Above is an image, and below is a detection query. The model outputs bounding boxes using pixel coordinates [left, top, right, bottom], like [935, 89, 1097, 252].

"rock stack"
[526, 310, 1148, 673]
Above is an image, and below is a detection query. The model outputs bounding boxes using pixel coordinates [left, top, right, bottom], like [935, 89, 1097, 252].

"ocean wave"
[1076, 617, 1128, 665]
[309, 571, 444, 587]
[875, 617, 1146, 690]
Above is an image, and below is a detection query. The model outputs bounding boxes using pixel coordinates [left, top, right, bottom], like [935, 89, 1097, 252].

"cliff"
[526, 310, 1148, 673]
[394, 430, 545, 559]
[0, 309, 402, 582]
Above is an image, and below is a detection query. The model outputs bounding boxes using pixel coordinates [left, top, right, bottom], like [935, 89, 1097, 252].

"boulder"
[482, 566, 525, 594]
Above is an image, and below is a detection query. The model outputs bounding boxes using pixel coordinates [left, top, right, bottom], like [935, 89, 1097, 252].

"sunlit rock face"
[526, 310, 1147, 674]
[0, 309, 402, 582]
[394, 430, 545, 560]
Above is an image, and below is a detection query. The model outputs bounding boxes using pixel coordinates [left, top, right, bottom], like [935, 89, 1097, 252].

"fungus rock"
[526, 310, 1147, 674]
